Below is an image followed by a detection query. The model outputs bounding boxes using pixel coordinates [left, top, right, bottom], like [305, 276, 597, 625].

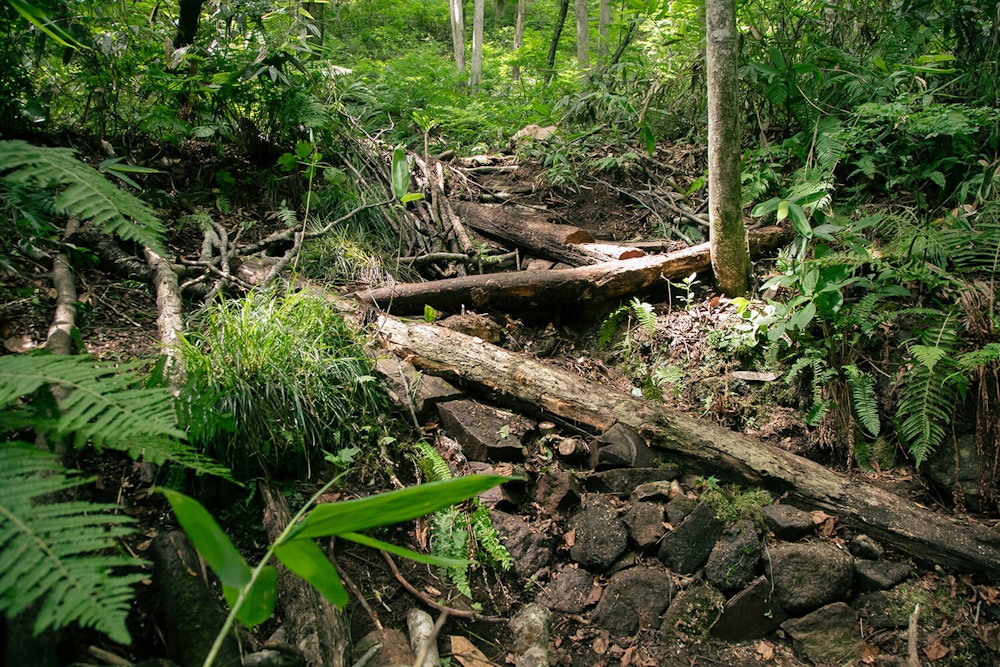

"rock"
[657, 502, 725, 574]
[849, 533, 885, 560]
[353, 628, 414, 667]
[437, 400, 534, 462]
[535, 565, 596, 614]
[766, 542, 854, 614]
[660, 582, 725, 641]
[407, 608, 439, 667]
[375, 357, 462, 422]
[595, 423, 655, 469]
[512, 124, 558, 143]
[781, 602, 863, 665]
[568, 496, 628, 572]
[760, 504, 814, 540]
[705, 520, 761, 593]
[591, 565, 675, 636]
[582, 465, 682, 495]
[509, 603, 551, 667]
[854, 560, 912, 591]
[533, 469, 582, 516]
[490, 510, 553, 577]
[710, 577, 788, 642]
[623, 501, 665, 548]
[630, 480, 680, 503]
[924, 433, 982, 511]
[664, 495, 697, 525]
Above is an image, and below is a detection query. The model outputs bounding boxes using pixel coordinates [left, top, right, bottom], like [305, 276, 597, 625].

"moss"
[702, 486, 773, 525]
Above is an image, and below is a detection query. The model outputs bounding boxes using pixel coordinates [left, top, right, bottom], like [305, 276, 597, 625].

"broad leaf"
[274, 538, 348, 609]
[339, 531, 469, 568]
[223, 566, 277, 628]
[159, 490, 251, 589]
[391, 147, 409, 199]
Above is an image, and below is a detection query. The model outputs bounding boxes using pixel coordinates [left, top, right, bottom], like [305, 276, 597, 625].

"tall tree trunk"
[705, 0, 749, 296]
[575, 0, 589, 78]
[512, 0, 526, 81]
[597, 0, 611, 69]
[450, 0, 466, 75]
[546, 0, 570, 84]
[471, 0, 485, 89]
[173, 0, 206, 48]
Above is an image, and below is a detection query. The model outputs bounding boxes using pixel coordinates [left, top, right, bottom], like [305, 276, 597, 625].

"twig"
[907, 603, 921, 667]
[336, 554, 383, 631]
[411, 609, 449, 667]
[379, 551, 504, 622]
[351, 642, 382, 667]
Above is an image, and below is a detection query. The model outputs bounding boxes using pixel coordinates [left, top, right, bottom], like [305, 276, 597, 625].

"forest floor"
[3, 135, 999, 667]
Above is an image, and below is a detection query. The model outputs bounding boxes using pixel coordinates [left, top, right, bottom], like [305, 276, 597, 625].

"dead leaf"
[448, 636, 496, 667]
[3, 335, 36, 353]
[923, 641, 950, 661]
[731, 370, 779, 382]
[564, 529, 576, 548]
[593, 633, 608, 655]
[585, 583, 603, 606]
[755, 640, 774, 662]
[621, 645, 636, 667]
[860, 643, 880, 663]
[810, 510, 833, 524]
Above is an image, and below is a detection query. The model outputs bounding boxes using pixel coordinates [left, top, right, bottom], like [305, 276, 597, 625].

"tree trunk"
[574, 0, 589, 78]
[173, 0, 206, 49]
[450, 0, 466, 75]
[705, 0, 749, 296]
[358, 311, 1000, 580]
[546, 0, 570, 83]
[471, 0, 485, 89]
[597, 0, 611, 69]
[512, 0, 526, 81]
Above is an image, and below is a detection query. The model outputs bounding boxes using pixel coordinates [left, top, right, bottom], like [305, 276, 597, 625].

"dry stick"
[907, 604, 921, 667]
[335, 555, 383, 632]
[240, 199, 393, 256]
[410, 609, 449, 667]
[378, 551, 504, 623]
[436, 163, 476, 255]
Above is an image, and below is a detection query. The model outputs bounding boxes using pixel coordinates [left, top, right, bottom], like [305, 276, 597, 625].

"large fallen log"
[357, 308, 1000, 580]
[356, 246, 708, 318]
[355, 226, 787, 318]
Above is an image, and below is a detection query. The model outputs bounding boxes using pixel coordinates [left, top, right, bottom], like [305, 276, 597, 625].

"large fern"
[897, 341, 966, 466]
[0, 140, 166, 253]
[0, 441, 145, 644]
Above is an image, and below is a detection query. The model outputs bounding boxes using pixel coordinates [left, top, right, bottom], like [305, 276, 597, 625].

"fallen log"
[358, 309, 1000, 580]
[355, 245, 708, 319]
[355, 225, 787, 318]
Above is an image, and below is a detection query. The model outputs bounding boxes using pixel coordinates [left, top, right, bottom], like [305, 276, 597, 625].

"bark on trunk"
[597, 0, 611, 68]
[260, 483, 350, 667]
[145, 247, 185, 382]
[546, 0, 570, 82]
[471, 0, 485, 89]
[354, 246, 710, 319]
[357, 310, 1000, 579]
[705, 0, 749, 296]
[575, 0, 589, 76]
[512, 0, 526, 81]
[450, 0, 466, 75]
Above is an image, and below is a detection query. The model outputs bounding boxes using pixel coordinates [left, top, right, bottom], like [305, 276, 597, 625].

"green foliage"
[177, 288, 389, 479]
[0, 353, 230, 645]
[0, 140, 166, 254]
[600, 297, 657, 349]
[701, 486, 773, 525]
[0, 441, 144, 644]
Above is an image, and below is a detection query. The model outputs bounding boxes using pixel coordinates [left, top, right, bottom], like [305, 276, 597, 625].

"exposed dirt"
[4, 136, 999, 667]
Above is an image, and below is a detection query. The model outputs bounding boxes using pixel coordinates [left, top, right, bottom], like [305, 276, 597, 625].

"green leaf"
[292, 475, 509, 540]
[400, 192, 424, 204]
[339, 531, 469, 568]
[159, 489, 251, 589]
[789, 301, 816, 330]
[274, 538, 348, 609]
[7, 0, 83, 49]
[787, 203, 812, 237]
[391, 147, 410, 199]
[750, 197, 781, 218]
[223, 566, 277, 628]
[423, 304, 438, 323]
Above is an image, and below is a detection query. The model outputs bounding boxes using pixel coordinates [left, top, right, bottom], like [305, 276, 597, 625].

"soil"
[3, 136, 999, 667]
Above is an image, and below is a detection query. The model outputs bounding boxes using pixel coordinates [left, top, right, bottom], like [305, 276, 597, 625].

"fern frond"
[0, 354, 231, 478]
[599, 305, 626, 349]
[958, 343, 1000, 371]
[431, 506, 472, 598]
[0, 140, 166, 253]
[414, 440, 452, 482]
[897, 342, 964, 466]
[470, 502, 511, 571]
[844, 364, 880, 436]
[0, 441, 145, 644]
[630, 298, 657, 337]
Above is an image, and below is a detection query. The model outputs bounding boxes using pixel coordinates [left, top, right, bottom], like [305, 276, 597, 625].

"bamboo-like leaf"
[274, 538, 348, 609]
[339, 531, 469, 568]
[159, 490, 251, 590]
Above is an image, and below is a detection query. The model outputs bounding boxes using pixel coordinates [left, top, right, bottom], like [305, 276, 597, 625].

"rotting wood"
[347, 306, 1000, 580]
[260, 482, 350, 667]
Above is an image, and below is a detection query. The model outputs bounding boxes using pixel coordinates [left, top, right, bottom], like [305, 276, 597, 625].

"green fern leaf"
[470, 502, 511, 571]
[431, 506, 472, 598]
[0, 354, 231, 478]
[844, 365, 880, 436]
[630, 298, 657, 337]
[414, 440, 453, 482]
[599, 305, 627, 349]
[0, 140, 166, 253]
[0, 441, 145, 644]
[897, 341, 963, 466]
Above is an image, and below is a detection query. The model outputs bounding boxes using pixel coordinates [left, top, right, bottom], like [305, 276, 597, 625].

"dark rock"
[375, 357, 462, 422]
[664, 495, 697, 525]
[710, 577, 787, 642]
[623, 501, 665, 548]
[781, 602, 863, 665]
[437, 399, 534, 462]
[595, 423, 655, 469]
[849, 534, 885, 560]
[490, 510, 553, 577]
[854, 560, 912, 591]
[630, 480, 677, 503]
[924, 433, 982, 511]
[509, 604, 551, 665]
[533, 469, 582, 516]
[657, 502, 725, 574]
[705, 520, 761, 593]
[760, 504, 814, 540]
[660, 582, 725, 641]
[766, 542, 854, 614]
[535, 566, 596, 614]
[591, 566, 675, 636]
[568, 496, 628, 572]
[583, 466, 682, 496]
